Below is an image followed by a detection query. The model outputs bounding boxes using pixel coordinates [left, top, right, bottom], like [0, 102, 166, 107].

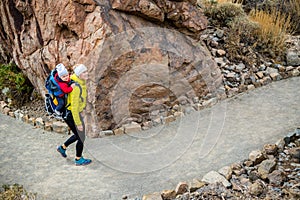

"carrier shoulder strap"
[65, 81, 83, 109]
[75, 82, 83, 102]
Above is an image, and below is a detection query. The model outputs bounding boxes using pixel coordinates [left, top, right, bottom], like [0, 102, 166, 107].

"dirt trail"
[0, 77, 300, 200]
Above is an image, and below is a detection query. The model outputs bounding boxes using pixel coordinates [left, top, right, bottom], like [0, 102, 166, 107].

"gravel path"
[0, 77, 300, 200]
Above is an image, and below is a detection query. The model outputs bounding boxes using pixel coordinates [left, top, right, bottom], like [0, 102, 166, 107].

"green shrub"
[204, 1, 246, 27]
[0, 184, 36, 199]
[0, 63, 34, 106]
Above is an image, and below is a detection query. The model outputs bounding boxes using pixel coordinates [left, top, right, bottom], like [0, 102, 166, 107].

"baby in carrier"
[54, 63, 76, 116]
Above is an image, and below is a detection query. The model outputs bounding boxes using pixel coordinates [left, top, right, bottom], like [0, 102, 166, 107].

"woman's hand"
[77, 125, 83, 131]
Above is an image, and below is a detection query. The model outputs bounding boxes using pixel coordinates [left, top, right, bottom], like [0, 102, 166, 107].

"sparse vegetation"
[204, 1, 245, 27]
[225, 17, 260, 65]
[200, 0, 297, 65]
[255, 0, 299, 32]
[0, 63, 34, 107]
[249, 8, 294, 60]
[0, 184, 36, 200]
[217, 0, 244, 4]
[281, 0, 300, 33]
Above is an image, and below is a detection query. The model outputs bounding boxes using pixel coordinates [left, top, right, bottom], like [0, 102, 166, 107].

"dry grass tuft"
[285, 0, 300, 33]
[249, 8, 294, 57]
[290, 0, 300, 14]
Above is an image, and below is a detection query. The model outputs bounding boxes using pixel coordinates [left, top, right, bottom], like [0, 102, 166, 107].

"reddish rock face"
[110, 0, 208, 37]
[0, 0, 223, 135]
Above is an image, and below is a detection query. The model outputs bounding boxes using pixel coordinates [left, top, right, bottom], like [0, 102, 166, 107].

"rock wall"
[0, 0, 103, 91]
[0, 0, 223, 136]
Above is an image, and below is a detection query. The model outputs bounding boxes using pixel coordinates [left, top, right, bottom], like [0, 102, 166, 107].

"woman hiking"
[56, 64, 92, 166]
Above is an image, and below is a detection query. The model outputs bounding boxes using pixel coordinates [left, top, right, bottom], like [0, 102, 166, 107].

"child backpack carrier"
[44, 69, 65, 117]
[44, 69, 82, 118]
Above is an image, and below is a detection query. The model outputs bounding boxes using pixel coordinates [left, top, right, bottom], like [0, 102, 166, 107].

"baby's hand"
[71, 83, 76, 88]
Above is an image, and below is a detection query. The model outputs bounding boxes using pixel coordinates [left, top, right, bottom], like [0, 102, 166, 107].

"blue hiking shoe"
[75, 157, 92, 166]
[57, 146, 67, 158]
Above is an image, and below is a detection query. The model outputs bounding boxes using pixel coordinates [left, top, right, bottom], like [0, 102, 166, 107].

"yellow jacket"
[67, 74, 87, 126]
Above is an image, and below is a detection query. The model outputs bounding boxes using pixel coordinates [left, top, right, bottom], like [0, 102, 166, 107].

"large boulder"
[0, 0, 223, 135]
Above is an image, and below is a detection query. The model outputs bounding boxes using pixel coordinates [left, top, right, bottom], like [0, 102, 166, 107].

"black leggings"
[63, 111, 85, 157]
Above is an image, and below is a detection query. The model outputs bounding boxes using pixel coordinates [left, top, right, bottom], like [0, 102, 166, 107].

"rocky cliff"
[0, 0, 223, 135]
